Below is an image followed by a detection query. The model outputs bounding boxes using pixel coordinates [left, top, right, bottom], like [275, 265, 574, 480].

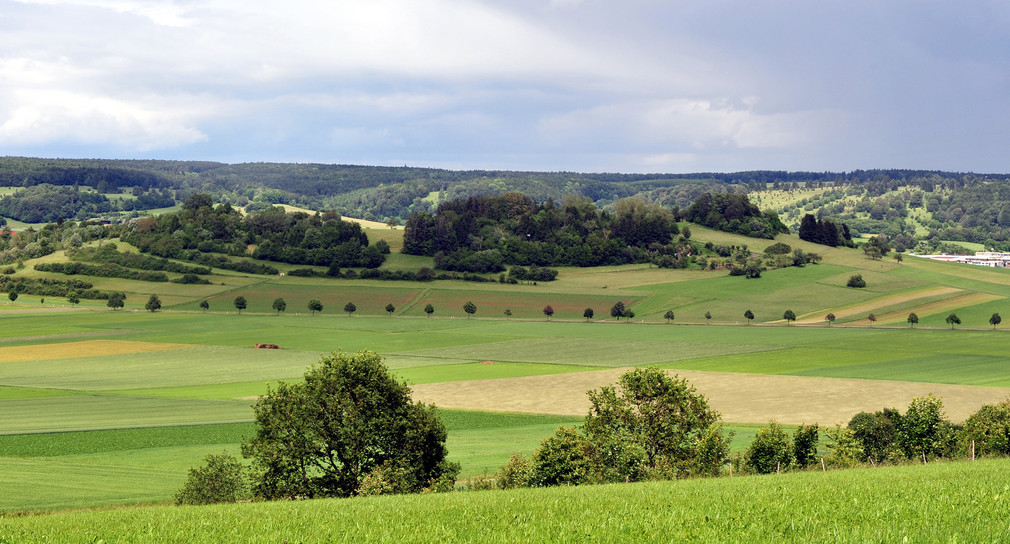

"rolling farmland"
[4, 224, 1010, 515]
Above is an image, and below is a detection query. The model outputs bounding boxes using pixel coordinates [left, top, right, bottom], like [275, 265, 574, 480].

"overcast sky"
[2, 0, 1009, 173]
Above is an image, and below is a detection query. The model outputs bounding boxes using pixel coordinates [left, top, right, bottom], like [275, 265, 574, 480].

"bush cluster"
[35, 262, 169, 282]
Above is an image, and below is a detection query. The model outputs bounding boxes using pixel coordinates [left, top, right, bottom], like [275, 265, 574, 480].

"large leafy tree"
[242, 350, 458, 499]
[583, 367, 726, 477]
[272, 297, 287, 314]
[233, 296, 247, 314]
[145, 294, 162, 312]
[463, 300, 477, 318]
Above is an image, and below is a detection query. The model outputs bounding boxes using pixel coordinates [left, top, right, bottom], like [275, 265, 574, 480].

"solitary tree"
[242, 350, 459, 499]
[783, 310, 796, 326]
[611, 301, 626, 320]
[463, 301, 477, 318]
[583, 307, 594, 322]
[946, 313, 961, 329]
[504, 308, 512, 319]
[990, 312, 1002, 330]
[272, 297, 287, 315]
[68, 292, 80, 306]
[7, 291, 17, 304]
[424, 303, 434, 317]
[543, 305, 554, 321]
[825, 313, 836, 327]
[704, 311, 712, 324]
[867, 313, 877, 326]
[907, 312, 919, 327]
[664, 310, 675, 324]
[107, 292, 126, 310]
[385, 303, 396, 316]
[233, 296, 247, 314]
[847, 274, 866, 288]
[894, 253, 903, 264]
[744, 309, 754, 324]
[305, 299, 323, 315]
[146, 294, 162, 312]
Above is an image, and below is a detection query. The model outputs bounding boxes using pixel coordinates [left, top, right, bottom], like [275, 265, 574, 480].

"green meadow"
[5, 225, 1010, 513]
[3, 459, 1008, 543]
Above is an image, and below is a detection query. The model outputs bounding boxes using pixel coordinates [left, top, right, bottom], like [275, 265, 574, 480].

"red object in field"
[254, 343, 281, 349]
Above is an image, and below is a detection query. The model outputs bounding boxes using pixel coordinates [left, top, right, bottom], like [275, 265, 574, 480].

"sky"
[1, 0, 1009, 174]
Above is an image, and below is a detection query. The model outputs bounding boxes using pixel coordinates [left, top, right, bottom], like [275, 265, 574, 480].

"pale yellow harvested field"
[0, 340, 192, 363]
[793, 286, 962, 324]
[871, 292, 1004, 325]
[411, 368, 1010, 425]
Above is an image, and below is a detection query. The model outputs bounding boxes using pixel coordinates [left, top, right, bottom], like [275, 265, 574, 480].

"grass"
[0, 396, 253, 434]
[2, 459, 1008, 542]
[7, 227, 1010, 514]
[0, 423, 255, 457]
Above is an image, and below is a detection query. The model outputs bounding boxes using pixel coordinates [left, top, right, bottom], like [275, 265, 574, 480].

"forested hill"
[3, 157, 1010, 236]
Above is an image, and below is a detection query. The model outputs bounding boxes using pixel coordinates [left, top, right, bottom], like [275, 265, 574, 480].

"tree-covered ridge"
[684, 193, 789, 239]
[797, 214, 855, 247]
[120, 194, 385, 269]
[401, 193, 689, 270]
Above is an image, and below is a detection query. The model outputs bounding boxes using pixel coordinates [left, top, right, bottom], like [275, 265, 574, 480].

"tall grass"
[2, 459, 1007, 542]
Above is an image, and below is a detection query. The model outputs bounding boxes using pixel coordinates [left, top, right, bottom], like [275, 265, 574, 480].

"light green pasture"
[0, 396, 252, 434]
[399, 337, 780, 368]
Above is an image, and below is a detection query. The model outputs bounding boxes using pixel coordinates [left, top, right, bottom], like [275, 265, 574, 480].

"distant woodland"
[5, 157, 1010, 251]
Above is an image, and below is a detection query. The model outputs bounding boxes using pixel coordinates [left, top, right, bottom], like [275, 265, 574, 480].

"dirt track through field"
[411, 367, 1010, 425]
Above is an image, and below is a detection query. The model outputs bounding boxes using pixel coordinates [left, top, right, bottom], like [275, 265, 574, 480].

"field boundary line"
[397, 287, 432, 315]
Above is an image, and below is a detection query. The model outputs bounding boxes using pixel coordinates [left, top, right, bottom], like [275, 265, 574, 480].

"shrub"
[174, 453, 250, 505]
[764, 242, 792, 255]
[960, 400, 1010, 457]
[744, 421, 791, 474]
[172, 273, 210, 284]
[495, 453, 534, 489]
[847, 274, 866, 288]
[848, 409, 902, 464]
[529, 427, 593, 487]
[898, 394, 951, 460]
[792, 424, 819, 468]
[823, 425, 863, 468]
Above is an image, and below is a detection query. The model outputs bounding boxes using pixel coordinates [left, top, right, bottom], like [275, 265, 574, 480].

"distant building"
[911, 251, 1010, 268]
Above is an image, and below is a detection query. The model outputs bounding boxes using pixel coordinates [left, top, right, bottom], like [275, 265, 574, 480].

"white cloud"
[540, 98, 840, 152]
[12, 0, 192, 26]
[0, 89, 208, 149]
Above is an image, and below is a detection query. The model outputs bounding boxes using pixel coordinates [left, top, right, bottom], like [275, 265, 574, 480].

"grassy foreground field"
[2, 459, 1008, 543]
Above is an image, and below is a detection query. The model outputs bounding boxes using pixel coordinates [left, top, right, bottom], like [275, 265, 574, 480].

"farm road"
[411, 368, 1010, 425]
